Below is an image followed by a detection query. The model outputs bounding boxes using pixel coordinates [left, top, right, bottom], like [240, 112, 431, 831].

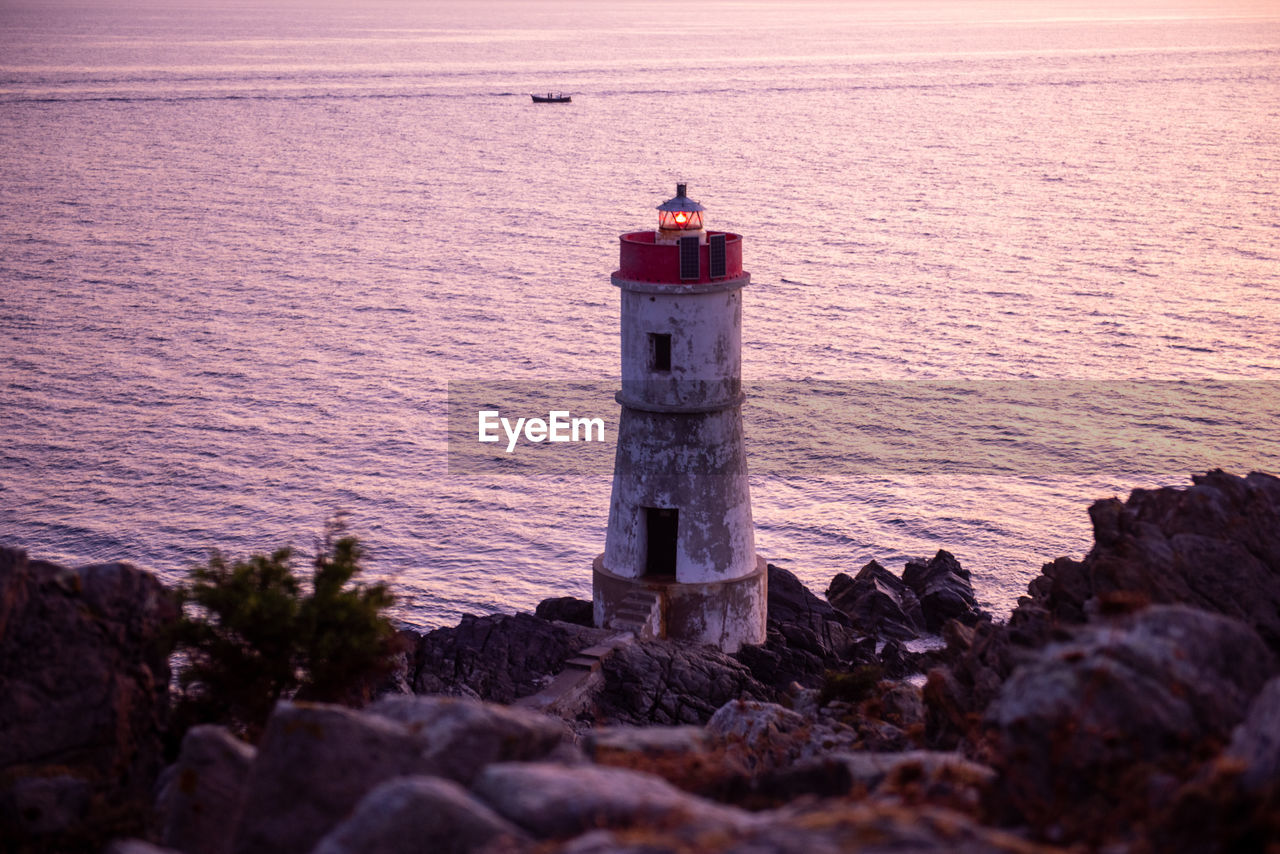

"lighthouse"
[593, 183, 767, 653]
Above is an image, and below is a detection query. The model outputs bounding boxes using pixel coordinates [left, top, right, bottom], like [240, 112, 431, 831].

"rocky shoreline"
[2, 469, 1279, 852]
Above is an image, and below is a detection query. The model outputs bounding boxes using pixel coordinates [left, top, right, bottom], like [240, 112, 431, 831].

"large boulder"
[155, 725, 256, 854]
[1224, 675, 1280, 794]
[733, 564, 872, 692]
[705, 700, 809, 773]
[983, 605, 1276, 843]
[411, 612, 613, 702]
[535, 596, 594, 627]
[1150, 675, 1280, 854]
[232, 697, 568, 854]
[902, 550, 984, 632]
[232, 702, 439, 854]
[366, 695, 568, 785]
[471, 762, 752, 840]
[594, 639, 772, 725]
[762, 563, 856, 651]
[0, 547, 178, 846]
[826, 560, 926, 640]
[310, 776, 530, 854]
[921, 615, 1051, 750]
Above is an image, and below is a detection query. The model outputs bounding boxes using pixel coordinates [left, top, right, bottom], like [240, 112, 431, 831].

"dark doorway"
[644, 507, 678, 579]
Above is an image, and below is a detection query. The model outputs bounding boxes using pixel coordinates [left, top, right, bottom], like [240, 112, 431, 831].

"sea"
[2, 0, 1278, 630]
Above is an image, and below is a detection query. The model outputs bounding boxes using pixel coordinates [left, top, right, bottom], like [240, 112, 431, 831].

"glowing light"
[658, 209, 702, 231]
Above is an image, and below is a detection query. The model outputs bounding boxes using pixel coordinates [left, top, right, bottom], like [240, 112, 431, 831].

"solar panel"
[708, 233, 726, 278]
[679, 236, 700, 281]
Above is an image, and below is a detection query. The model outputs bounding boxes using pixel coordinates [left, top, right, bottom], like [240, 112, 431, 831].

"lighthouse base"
[592, 555, 767, 653]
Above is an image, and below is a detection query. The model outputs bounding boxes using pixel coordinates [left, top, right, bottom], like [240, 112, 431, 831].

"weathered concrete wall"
[615, 275, 746, 412]
[593, 557, 767, 652]
[602, 407, 756, 584]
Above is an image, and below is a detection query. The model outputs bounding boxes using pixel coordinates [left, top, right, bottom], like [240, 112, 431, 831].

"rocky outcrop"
[733, 564, 874, 692]
[826, 560, 926, 640]
[823, 552, 983, 641]
[535, 596, 595, 627]
[1224, 675, 1280, 794]
[410, 612, 613, 702]
[1025, 470, 1280, 650]
[136, 691, 1044, 854]
[922, 616, 1050, 750]
[908, 470, 1280, 849]
[583, 692, 938, 811]
[593, 640, 773, 725]
[310, 776, 530, 854]
[12, 470, 1280, 854]
[982, 605, 1275, 843]
[925, 470, 1280, 750]
[399, 564, 889, 728]
[902, 550, 985, 631]
[0, 547, 178, 848]
[762, 562, 850, 640]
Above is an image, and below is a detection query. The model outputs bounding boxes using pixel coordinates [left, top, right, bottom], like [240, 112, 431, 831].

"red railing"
[615, 231, 744, 284]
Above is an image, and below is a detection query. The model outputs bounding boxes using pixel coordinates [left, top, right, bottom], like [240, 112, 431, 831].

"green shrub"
[173, 523, 399, 742]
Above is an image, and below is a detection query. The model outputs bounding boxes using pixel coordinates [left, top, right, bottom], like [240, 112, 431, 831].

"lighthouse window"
[649, 333, 672, 372]
[643, 507, 679, 579]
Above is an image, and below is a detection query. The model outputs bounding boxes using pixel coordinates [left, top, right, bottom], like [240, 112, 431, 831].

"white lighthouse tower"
[593, 183, 767, 653]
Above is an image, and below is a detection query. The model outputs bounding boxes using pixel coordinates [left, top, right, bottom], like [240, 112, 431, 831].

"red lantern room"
[656, 183, 705, 242]
[614, 184, 744, 285]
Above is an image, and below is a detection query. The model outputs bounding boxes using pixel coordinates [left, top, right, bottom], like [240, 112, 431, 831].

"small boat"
[531, 92, 571, 103]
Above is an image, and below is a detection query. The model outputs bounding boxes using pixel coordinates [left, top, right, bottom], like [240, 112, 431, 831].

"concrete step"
[614, 607, 652, 620]
[610, 615, 646, 628]
[578, 644, 617, 658]
[515, 634, 636, 715]
[609, 589, 661, 639]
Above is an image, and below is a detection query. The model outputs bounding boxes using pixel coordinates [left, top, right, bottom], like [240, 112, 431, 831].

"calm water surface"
[2, 0, 1278, 628]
